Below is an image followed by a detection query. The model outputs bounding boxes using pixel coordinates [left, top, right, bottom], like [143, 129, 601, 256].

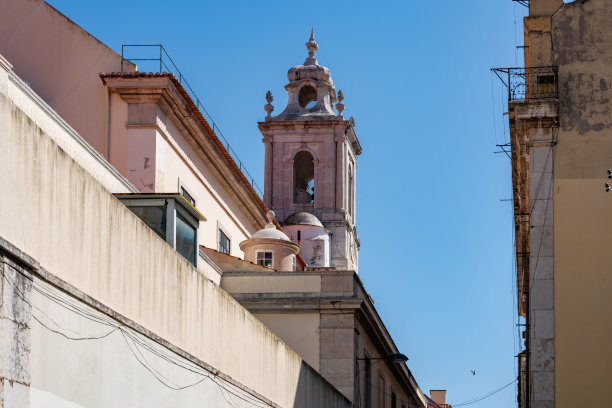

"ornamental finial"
[264, 90, 274, 121]
[336, 90, 345, 118]
[305, 28, 318, 66]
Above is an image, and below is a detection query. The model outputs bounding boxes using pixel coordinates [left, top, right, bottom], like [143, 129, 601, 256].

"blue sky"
[48, 1, 526, 406]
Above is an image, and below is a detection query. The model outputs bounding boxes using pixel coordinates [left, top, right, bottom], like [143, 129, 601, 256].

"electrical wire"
[2, 270, 271, 408]
[491, 73, 500, 146]
[451, 379, 517, 407]
[3, 271, 119, 341]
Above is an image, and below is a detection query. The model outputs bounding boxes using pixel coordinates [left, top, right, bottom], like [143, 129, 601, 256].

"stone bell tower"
[259, 30, 362, 271]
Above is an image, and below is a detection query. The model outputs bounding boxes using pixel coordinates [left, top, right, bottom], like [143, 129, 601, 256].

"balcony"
[491, 66, 558, 101]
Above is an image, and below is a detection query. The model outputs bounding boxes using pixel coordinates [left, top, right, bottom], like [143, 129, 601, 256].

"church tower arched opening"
[293, 151, 315, 204]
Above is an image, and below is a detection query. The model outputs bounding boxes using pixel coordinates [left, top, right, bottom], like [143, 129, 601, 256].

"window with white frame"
[256, 251, 273, 268]
[219, 229, 231, 254]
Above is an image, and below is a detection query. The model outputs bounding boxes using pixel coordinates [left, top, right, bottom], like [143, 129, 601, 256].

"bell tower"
[259, 31, 362, 271]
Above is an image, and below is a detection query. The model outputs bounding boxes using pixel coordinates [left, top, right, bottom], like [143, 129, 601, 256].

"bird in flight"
[471, 370, 476, 376]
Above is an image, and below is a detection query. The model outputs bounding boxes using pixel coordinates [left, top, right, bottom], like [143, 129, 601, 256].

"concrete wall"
[0, 254, 32, 407]
[552, 1, 612, 406]
[255, 314, 320, 372]
[28, 272, 272, 407]
[0, 57, 350, 408]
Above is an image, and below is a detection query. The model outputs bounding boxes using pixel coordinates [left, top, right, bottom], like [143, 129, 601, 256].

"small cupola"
[240, 211, 300, 271]
[269, 29, 338, 121]
[283, 212, 330, 267]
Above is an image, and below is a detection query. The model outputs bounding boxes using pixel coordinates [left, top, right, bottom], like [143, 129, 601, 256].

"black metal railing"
[512, 0, 529, 7]
[491, 66, 558, 101]
[120, 44, 263, 196]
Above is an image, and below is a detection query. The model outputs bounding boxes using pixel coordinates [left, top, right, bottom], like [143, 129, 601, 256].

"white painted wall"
[30, 277, 269, 408]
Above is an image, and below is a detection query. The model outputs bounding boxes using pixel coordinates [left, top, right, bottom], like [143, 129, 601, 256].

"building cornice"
[258, 119, 362, 156]
[100, 73, 269, 229]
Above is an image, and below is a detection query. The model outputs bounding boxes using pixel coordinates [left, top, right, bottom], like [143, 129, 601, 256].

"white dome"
[251, 211, 292, 241]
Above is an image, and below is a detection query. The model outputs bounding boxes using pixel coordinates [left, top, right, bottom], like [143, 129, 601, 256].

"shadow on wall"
[293, 361, 351, 408]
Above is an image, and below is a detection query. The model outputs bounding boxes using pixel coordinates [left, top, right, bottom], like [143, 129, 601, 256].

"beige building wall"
[509, 1, 612, 407]
[552, 1, 612, 406]
[0, 58, 350, 408]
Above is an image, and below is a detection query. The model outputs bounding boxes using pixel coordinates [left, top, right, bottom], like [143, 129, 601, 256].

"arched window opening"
[298, 85, 317, 109]
[294, 151, 315, 204]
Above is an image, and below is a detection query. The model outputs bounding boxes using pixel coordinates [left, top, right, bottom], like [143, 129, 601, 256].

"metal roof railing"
[491, 66, 558, 102]
[120, 44, 263, 196]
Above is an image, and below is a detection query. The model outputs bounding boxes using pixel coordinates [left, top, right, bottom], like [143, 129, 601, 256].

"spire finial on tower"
[304, 28, 319, 66]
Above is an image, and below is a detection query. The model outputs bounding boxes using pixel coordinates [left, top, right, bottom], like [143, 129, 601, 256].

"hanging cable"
[2, 269, 272, 408]
[452, 379, 517, 407]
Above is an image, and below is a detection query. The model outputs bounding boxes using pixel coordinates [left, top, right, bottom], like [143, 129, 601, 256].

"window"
[176, 212, 196, 264]
[117, 194, 205, 267]
[537, 74, 556, 85]
[293, 151, 314, 204]
[256, 251, 273, 268]
[126, 206, 166, 240]
[180, 186, 195, 207]
[219, 229, 231, 254]
[291, 254, 296, 271]
[391, 391, 397, 408]
[365, 357, 372, 408]
[378, 375, 386, 408]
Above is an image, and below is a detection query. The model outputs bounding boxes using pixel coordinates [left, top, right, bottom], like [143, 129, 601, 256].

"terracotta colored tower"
[259, 30, 362, 271]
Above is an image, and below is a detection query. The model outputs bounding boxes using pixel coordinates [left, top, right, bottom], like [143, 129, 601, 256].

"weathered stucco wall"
[552, 1, 612, 406]
[0, 58, 350, 408]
